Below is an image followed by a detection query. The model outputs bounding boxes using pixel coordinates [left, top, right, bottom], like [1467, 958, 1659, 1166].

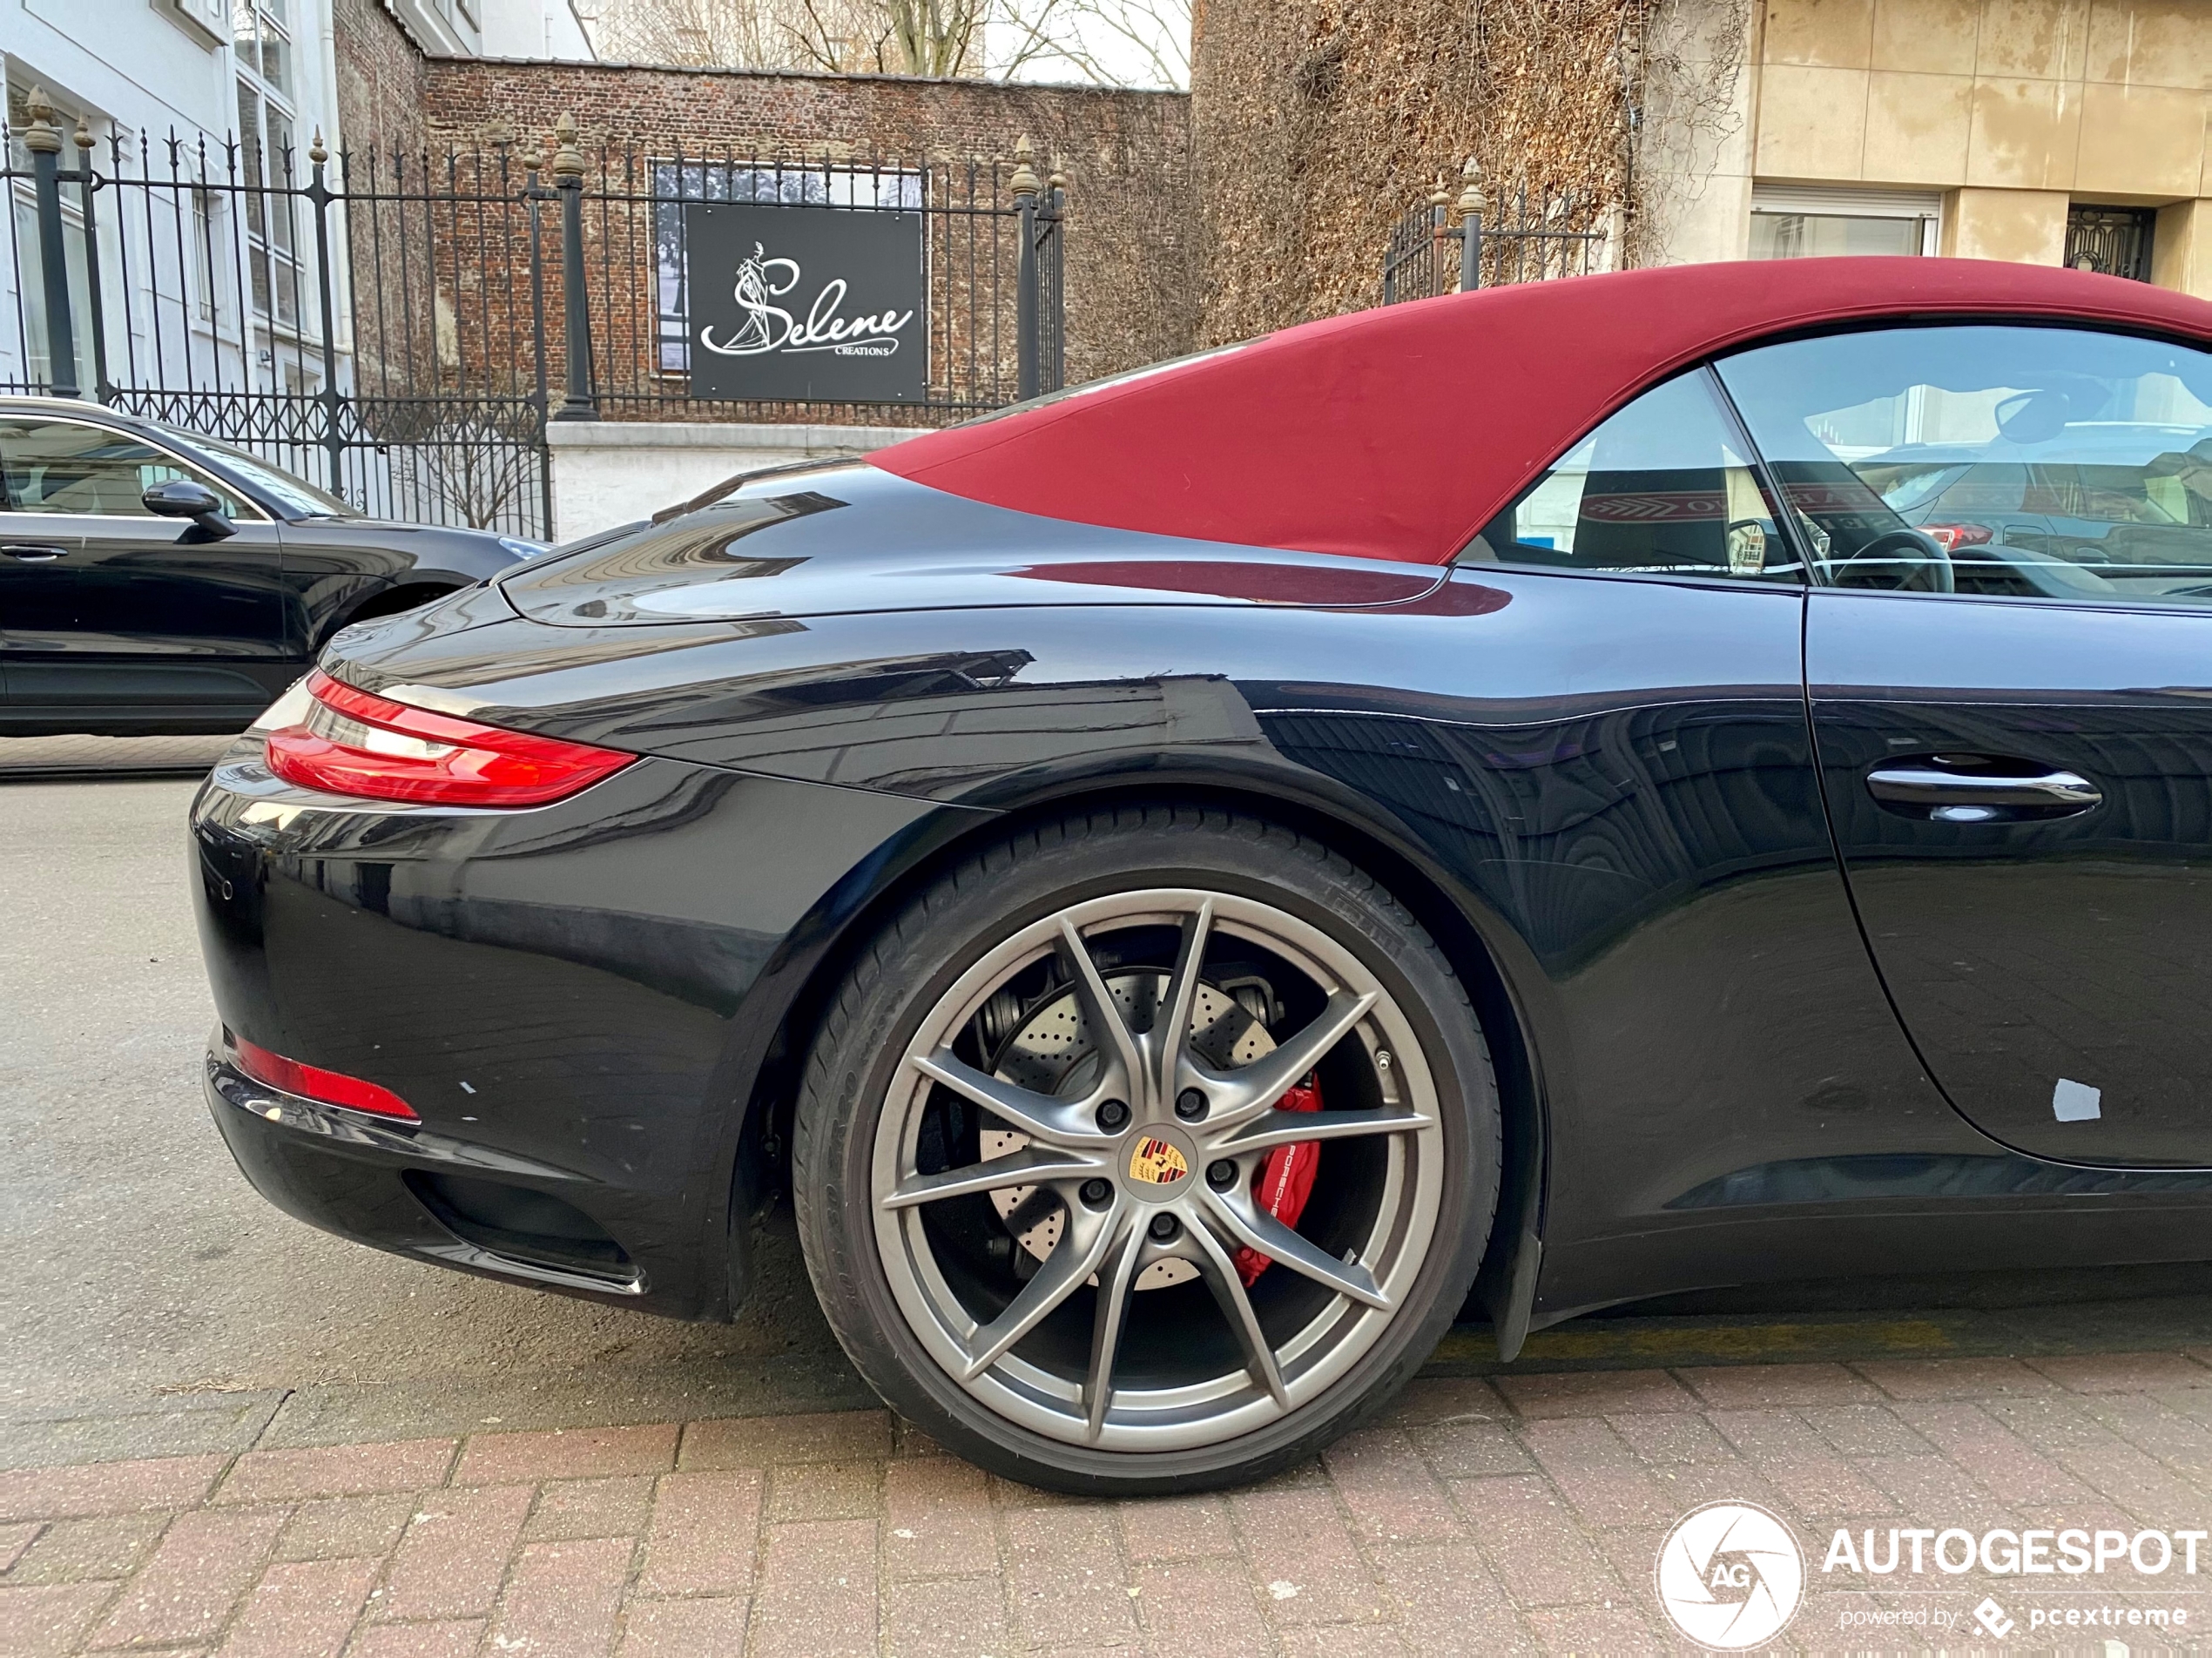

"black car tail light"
[265, 671, 634, 808]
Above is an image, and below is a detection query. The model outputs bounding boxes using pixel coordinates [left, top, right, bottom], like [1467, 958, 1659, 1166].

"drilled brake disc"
[982, 971, 1275, 1290]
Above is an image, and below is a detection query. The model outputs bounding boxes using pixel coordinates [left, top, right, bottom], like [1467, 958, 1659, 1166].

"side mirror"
[143, 477, 237, 540]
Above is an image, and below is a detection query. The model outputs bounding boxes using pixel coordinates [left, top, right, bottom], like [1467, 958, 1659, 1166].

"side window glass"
[1716, 325, 2212, 605]
[1461, 368, 1803, 583]
[0, 419, 249, 518]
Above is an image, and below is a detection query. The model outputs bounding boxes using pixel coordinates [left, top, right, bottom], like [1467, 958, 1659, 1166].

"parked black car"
[0, 397, 540, 736]
[191, 259, 2212, 1496]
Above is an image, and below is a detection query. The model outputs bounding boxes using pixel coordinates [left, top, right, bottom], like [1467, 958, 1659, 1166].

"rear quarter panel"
[322, 569, 1995, 1318]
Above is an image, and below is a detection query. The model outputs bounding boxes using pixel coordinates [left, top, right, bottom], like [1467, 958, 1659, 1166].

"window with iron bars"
[2065, 204, 2156, 282]
[192, 186, 226, 325]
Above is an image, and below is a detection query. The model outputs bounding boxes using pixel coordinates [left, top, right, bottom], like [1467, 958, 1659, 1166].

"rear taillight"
[1921, 522, 1993, 552]
[265, 671, 633, 807]
[231, 1033, 419, 1121]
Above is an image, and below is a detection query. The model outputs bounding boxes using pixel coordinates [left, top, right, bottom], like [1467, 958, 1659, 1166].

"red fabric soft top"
[873, 258, 2212, 566]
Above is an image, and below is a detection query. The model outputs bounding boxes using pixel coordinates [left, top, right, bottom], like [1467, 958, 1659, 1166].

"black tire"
[792, 805, 1501, 1496]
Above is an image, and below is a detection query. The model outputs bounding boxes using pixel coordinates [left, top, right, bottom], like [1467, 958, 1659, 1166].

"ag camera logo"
[1656, 1501, 1805, 1649]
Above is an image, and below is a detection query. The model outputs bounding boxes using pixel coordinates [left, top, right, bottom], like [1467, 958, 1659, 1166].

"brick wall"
[334, 39, 1197, 394]
[332, 0, 430, 157]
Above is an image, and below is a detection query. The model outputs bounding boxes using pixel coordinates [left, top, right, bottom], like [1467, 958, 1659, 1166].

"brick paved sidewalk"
[10, 1350, 2212, 1657]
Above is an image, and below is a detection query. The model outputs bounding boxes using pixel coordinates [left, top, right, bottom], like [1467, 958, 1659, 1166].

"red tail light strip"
[265, 671, 634, 807]
[231, 1033, 420, 1121]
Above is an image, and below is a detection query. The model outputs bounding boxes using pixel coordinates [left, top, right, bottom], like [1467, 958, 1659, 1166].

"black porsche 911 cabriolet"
[190, 258, 2212, 1493]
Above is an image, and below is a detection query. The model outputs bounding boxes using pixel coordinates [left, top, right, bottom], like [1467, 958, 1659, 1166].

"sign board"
[684, 201, 925, 402]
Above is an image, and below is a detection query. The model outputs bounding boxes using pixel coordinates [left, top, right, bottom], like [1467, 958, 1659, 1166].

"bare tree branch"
[995, 0, 1187, 89]
[593, 0, 1189, 87]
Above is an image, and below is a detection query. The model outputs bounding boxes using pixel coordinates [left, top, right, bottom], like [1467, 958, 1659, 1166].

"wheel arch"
[727, 774, 1552, 1353]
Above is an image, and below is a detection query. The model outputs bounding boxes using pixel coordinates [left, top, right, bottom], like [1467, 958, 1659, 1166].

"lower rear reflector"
[230, 1033, 420, 1122]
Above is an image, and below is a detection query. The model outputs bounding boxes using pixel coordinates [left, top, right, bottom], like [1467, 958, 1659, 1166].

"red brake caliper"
[1234, 1071, 1323, 1285]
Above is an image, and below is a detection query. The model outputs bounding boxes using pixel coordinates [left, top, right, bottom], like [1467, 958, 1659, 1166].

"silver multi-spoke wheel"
[870, 888, 1446, 1452]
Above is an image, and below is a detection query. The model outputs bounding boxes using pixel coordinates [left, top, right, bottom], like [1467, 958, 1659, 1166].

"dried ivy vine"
[1191, 0, 1749, 342]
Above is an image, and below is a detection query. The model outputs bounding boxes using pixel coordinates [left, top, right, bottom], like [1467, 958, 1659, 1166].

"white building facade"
[3, 0, 349, 399]
[1, 0, 590, 402]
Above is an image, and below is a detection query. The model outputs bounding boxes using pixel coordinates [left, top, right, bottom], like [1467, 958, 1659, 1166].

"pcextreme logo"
[1655, 1501, 1805, 1650]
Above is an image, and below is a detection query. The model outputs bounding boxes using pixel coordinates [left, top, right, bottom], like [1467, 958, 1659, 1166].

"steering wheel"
[1831, 527, 1954, 594]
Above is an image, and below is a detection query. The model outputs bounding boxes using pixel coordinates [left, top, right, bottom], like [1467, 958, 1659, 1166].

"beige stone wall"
[1941, 185, 2071, 260]
[1640, 0, 1762, 267]
[2155, 198, 2212, 289]
[1651, 0, 2212, 297]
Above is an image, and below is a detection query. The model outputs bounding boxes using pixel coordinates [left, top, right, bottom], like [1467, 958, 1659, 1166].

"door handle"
[0, 543, 68, 561]
[1865, 758, 2102, 822]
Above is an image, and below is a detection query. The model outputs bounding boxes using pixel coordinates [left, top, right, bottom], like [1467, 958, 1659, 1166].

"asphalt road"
[0, 769, 855, 1464]
[9, 757, 2212, 1466]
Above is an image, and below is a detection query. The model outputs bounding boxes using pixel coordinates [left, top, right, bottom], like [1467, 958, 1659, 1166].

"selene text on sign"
[684, 201, 926, 402]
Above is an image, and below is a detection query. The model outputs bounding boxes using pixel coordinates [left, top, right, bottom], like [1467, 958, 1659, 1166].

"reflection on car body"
[1858, 421, 2212, 599]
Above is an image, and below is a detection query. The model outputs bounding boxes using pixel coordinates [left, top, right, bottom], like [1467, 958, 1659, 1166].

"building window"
[1750, 185, 1939, 259]
[233, 0, 304, 333]
[2065, 206, 2155, 281]
[192, 187, 231, 325]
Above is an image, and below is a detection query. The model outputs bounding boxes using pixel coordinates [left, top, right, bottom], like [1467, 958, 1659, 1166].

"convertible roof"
[872, 258, 2212, 566]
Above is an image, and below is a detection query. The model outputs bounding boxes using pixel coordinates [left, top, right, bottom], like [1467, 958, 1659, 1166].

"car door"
[1251, 366, 1973, 1312]
[0, 511, 83, 719]
[1717, 321, 2212, 1166]
[0, 412, 294, 728]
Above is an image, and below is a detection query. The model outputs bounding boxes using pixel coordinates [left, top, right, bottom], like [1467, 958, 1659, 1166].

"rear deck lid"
[497, 463, 1451, 625]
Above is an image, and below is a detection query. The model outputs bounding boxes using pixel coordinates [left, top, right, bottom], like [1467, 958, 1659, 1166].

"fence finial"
[22, 86, 61, 156]
[551, 113, 585, 180]
[484, 118, 514, 151]
[309, 127, 328, 165]
[73, 115, 95, 152]
[1455, 155, 1487, 219]
[1049, 163, 1069, 193]
[1009, 135, 1041, 198]
[1429, 171, 1451, 212]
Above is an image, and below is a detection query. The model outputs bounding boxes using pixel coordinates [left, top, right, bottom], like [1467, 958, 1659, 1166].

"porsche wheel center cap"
[1124, 1128, 1195, 1200]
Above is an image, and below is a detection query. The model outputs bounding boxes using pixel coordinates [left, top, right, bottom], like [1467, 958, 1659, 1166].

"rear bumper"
[206, 1047, 648, 1298]
[189, 738, 965, 1319]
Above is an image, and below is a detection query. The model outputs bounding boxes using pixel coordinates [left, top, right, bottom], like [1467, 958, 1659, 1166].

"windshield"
[157, 426, 352, 516]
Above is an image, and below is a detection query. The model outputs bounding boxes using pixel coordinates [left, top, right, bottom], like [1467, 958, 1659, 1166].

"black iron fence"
[3, 91, 1067, 539]
[1379, 159, 1608, 306]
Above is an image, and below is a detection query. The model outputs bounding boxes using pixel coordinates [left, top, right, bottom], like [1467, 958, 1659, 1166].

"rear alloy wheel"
[794, 810, 1498, 1493]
